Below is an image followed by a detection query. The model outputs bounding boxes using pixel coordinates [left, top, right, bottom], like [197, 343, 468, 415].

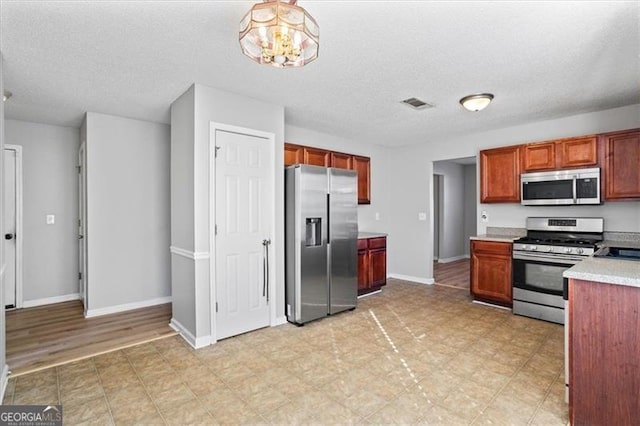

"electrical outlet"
[375, 212, 381, 221]
[481, 211, 488, 223]
[418, 212, 427, 221]
[46, 214, 55, 225]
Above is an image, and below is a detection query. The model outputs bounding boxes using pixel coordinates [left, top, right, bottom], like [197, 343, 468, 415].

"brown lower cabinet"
[358, 236, 387, 296]
[569, 278, 640, 425]
[470, 240, 512, 306]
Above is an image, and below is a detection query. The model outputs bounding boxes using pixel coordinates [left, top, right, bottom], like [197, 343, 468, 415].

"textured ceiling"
[1, 1, 639, 147]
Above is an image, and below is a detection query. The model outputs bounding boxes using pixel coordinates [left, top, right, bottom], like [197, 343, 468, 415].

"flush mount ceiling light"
[2, 91, 11, 102]
[239, 0, 319, 68]
[459, 93, 494, 112]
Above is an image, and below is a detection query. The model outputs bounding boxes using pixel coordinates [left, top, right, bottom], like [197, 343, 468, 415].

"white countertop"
[564, 257, 640, 288]
[470, 234, 520, 243]
[358, 232, 387, 239]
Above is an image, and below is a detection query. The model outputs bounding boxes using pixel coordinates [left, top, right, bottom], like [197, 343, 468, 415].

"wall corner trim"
[388, 274, 435, 285]
[22, 293, 81, 308]
[0, 364, 9, 404]
[169, 318, 211, 349]
[85, 296, 172, 318]
[170, 246, 210, 260]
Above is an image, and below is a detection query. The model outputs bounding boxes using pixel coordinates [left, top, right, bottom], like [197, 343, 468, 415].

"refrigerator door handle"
[326, 193, 330, 243]
[262, 239, 271, 302]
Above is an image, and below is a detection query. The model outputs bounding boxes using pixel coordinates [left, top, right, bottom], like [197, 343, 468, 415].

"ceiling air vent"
[401, 97, 433, 110]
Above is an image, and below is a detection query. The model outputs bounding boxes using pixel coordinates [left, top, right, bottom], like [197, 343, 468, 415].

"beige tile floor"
[3, 279, 568, 425]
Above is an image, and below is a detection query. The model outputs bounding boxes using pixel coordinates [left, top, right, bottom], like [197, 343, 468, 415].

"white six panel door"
[215, 129, 271, 340]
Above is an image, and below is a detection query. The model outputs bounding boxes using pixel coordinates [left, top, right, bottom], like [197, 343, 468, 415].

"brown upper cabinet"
[522, 135, 598, 172]
[330, 151, 353, 170]
[480, 146, 521, 203]
[284, 142, 372, 204]
[303, 147, 330, 167]
[284, 143, 303, 167]
[352, 156, 371, 204]
[601, 129, 640, 200]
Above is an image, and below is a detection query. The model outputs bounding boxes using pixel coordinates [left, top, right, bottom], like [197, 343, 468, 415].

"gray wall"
[85, 112, 170, 312]
[170, 83, 285, 342]
[385, 103, 640, 282]
[5, 119, 80, 302]
[463, 164, 477, 256]
[433, 161, 465, 261]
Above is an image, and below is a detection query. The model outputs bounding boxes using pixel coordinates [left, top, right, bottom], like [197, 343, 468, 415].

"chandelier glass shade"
[239, 0, 319, 68]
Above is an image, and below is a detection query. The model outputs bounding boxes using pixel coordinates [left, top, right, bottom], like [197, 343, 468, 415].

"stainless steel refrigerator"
[285, 165, 358, 325]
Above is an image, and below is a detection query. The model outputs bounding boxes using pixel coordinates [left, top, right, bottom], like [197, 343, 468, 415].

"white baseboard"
[273, 316, 287, 326]
[388, 274, 435, 285]
[472, 300, 512, 311]
[0, 364, 9, 403]
[357, 289, 382, 299]
[22, 293, 80, 308]
[169, 318, 211, 349]
[85, 296, 172, 318]
[437, 254, 470, 263]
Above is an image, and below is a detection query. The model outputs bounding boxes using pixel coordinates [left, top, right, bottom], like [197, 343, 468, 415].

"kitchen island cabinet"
[358, 234, 387, 296]
[470, 240, 512, 306]
[568, 277, 640, 425]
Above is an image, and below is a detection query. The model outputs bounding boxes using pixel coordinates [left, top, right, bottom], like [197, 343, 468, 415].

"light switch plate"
[375, 212, 381, 221]
[46, 214, 55, 225]
[418, 212, 427, 221]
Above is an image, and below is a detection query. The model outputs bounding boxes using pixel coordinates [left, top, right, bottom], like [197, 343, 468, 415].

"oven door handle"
[513, 252, 582, 265]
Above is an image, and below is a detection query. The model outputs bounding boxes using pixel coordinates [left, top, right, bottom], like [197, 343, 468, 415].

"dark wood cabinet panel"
[284, 143, 303, 167]
[569, 279, 640, 425]
[352, 156, 371, 204]
[330, 152, 352, 169]
[523, 142, 556, 171]
[480, 146, 521, 203]
[357, 248, 369, 293]
[557, 135, 598, 168]
[602, 129, 640, 200]
[357, 236, 386, 296]
[369, 249, 387, 288]
[303, 147, 330, 167]
[470, 240, 512, 306]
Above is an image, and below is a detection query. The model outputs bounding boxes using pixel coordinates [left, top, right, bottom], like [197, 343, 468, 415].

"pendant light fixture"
[459, 93, 494, 112]
[239, 0, 319, 68]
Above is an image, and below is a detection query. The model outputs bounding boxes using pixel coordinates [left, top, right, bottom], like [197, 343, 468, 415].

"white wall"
[433, 161, 465, 261]
[284, 125, 392, 233]
[386, 103, 640, 283]
[463, 164, 477, 256]
[5, 120, 80, 303]
[85, 112, 171, 313]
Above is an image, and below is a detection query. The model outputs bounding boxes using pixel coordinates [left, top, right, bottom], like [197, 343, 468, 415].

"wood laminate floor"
[434, 258, 471, 290]
[6, 300, 176, 376]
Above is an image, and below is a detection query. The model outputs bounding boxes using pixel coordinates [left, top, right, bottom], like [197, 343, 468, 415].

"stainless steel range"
[512, 217, 604, 324]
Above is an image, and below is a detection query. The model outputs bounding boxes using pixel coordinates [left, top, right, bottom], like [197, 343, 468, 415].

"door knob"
[78, 235, 84, 240]
[4, 233, 14, 240]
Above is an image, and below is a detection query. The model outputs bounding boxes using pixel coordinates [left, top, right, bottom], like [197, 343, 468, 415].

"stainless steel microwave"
[521, 168, 600, 205]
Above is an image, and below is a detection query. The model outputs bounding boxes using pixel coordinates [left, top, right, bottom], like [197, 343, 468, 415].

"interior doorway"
[432, 156, 476, 289]
[3, 145, 23, 309]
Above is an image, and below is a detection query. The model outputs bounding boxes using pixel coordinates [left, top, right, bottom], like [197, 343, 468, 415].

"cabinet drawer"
[368, 237, 386, 249]
[357, 239, 368, 250]
[471, 240, 512, 256]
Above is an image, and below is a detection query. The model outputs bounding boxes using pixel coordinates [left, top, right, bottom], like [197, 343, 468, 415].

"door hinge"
[77, 165, 82, 174]
[215, 146, 221, 158]
[215, 224, 218, 235]
[78, 219, 81, 227]
[78, 272, 83, 280]
[216, 302, 218, 313]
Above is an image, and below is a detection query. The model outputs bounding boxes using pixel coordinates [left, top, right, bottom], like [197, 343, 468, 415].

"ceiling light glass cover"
[460, 93, 494, 111]
[239, 0, 319, 68]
